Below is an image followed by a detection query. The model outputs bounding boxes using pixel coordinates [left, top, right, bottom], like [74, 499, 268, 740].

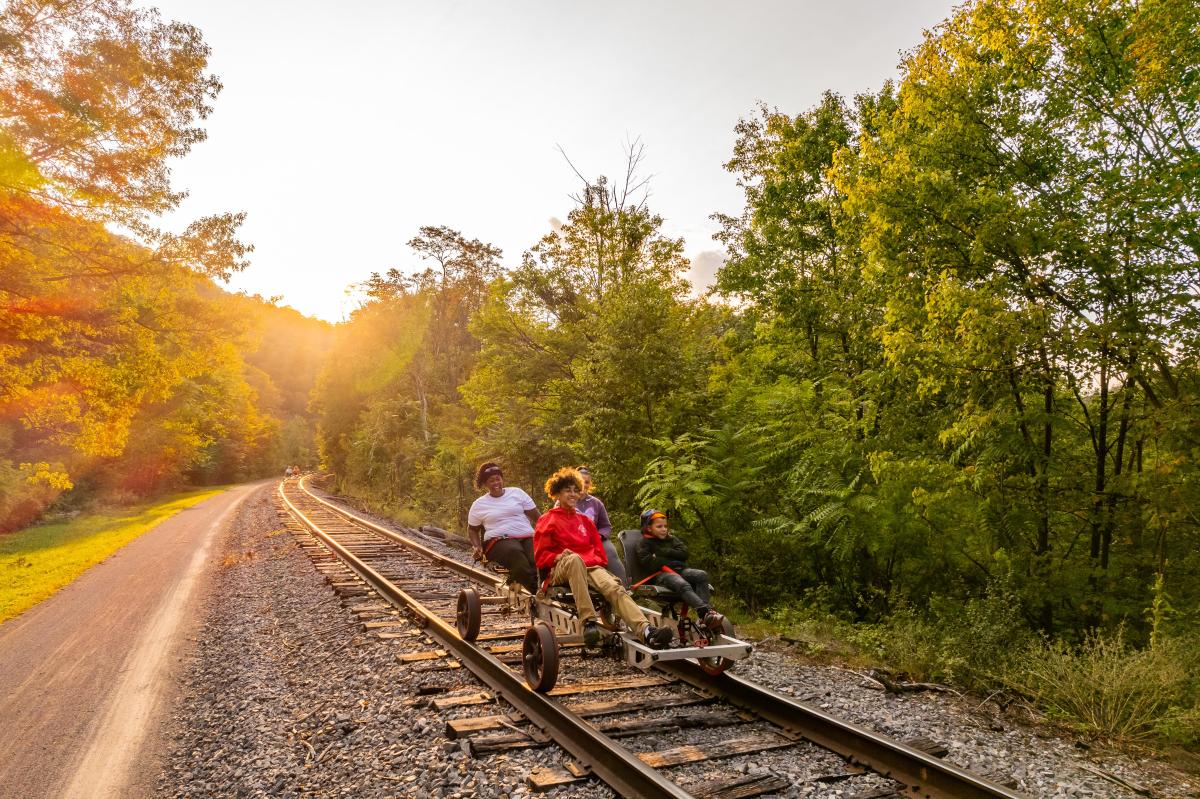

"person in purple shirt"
[575, 466, 627, 586]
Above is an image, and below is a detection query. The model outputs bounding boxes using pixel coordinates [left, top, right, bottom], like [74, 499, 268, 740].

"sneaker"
[702, 610, 726, 633]
[642, 625, 674, 650]
[582, 620, 602, 648]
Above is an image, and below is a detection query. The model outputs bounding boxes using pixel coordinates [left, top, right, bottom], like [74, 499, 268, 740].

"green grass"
[0, 487, 227, 623]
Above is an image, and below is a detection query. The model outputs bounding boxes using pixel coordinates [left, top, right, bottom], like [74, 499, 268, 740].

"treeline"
[316, 0, 1199, 661]
[0, 0, 331, 530]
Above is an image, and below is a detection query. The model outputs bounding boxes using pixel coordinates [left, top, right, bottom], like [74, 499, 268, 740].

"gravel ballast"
[156, 483, 1199, 798]
[157, 485, 609, 799]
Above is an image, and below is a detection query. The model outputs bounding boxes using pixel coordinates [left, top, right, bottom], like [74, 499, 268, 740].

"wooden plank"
[495, 649, 582, 667]
[432, 692, 493, 710]
[398, 650, 448, 662]
[598, 710, 744, 739]
[526, 766, 580, 791]
[461, 711, 743, 753]
[429, 673, 671, 710]
[488, 641, 581, 655]
[353, 610, 394, 619]
[445, 713, 524, 738]
[363, 620, 406, 630]
[463, 723, 551, 753]
[449, 695, 711, 737]
[564, 693, 712, 718]
[691, 772, 792, 799]
[638, 734, 796, 768]
[546, 674, 670, 696]
[472, 629, 529, 641]
[374, 630, 421, 639]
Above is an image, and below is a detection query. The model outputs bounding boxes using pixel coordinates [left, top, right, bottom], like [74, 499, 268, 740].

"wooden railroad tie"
[446, 693, 713, 738]
[466, 710, 746, 754]
[638, 733, 796, 768]
[431, 674, 671, 710]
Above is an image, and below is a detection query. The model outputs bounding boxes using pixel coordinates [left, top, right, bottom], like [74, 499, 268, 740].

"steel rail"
[291, 478, 1029, 799]
[279, 480, 693, 799]
[296, 476, 498, 584]
[657, 660, 1028, 799]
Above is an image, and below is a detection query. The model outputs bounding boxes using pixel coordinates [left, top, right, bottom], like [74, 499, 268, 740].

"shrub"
[874, 580, 1033, 686]
[1004, 629, 1200, 742]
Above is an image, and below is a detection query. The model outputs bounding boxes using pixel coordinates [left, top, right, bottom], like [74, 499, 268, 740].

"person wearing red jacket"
[534, 467, 674, 649]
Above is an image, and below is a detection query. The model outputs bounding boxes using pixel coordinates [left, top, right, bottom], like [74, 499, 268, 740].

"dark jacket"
[635, 533, 689, 574]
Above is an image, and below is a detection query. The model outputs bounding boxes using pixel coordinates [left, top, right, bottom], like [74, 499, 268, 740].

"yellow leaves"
[19, 462, 73, 491]
[0, 132, 43, 192]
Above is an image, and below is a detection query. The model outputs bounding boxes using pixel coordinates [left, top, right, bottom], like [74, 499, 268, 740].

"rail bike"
[455, 530, 753, 692]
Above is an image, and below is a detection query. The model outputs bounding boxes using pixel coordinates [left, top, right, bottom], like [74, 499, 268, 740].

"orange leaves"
[0, 0, 219, 219]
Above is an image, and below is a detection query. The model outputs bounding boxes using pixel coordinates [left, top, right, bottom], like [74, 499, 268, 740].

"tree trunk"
[1102, 372, 1134, 570]
[1090, 342, 1110, 565]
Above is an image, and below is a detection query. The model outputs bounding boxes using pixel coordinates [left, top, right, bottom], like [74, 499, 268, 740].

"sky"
[148, 0, 957, 322]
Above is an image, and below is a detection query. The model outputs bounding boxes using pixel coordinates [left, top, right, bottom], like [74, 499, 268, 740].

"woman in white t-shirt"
[466, 462, 539, 592]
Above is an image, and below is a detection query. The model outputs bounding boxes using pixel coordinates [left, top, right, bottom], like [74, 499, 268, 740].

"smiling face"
[555, 484, 581, 510]
[648, 517, 669, 539]
[580, 473, 593, 497]
[484, 471, 505, 496]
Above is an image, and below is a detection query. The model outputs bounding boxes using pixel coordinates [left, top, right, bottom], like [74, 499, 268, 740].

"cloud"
[686, 250, 726, 295]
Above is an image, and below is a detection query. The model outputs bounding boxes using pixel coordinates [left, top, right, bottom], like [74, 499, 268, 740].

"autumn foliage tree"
[0, 0, 297, 529]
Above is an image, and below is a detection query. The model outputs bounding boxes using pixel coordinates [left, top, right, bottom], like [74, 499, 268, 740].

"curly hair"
[543, 467, 583, 499]
[474, 461, 503, 489]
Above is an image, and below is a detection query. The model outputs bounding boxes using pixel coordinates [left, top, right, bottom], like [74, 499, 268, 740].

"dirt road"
[0, 481, 270, 799]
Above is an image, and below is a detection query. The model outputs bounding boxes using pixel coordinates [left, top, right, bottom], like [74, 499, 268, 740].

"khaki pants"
[546, 552, 650, 637]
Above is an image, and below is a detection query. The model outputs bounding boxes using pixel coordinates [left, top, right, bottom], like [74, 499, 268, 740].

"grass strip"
[0, 487, 227, 623]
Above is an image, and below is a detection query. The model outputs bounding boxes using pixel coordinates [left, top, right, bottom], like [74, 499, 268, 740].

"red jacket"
[534, 507, 608, 571]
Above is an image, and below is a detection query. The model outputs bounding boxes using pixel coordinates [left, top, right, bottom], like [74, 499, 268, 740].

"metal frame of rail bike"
[455, 564, 753, 692]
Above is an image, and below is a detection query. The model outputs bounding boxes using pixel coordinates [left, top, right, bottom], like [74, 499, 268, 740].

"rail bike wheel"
[686, 616, 737, 676]
[456, 587, 481, 641]
[522, 623, 559, 692]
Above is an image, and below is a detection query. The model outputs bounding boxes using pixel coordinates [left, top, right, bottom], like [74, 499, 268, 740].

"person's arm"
[635, 539, 663, 572]
[533, 513, 559, 571]
[466, 500, 485, 561]
[585, 518, 607, 566]
[515, 487, 540, 527]
[671, 536, 689, 568]
[467, 524, 485, 561]
[592, 500, 612, 540]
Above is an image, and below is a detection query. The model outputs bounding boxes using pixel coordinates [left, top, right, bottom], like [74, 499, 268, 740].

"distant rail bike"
[456, 532, 752, 692]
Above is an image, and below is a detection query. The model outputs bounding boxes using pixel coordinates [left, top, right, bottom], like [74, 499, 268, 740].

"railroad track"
[277, 476, 1029, 799]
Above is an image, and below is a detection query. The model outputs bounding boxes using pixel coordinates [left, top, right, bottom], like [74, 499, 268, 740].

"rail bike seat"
[536, 568, 607, 610]
[617, 529, 715, 607]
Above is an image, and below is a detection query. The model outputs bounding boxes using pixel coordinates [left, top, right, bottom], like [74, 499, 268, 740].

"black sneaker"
[642, 625, 674, 650]
[702, 610, 726, 633]
[583, 620, 601, 648]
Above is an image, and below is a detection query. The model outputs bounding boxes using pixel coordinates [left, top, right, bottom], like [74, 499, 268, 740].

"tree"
[837, 0, 1200, 630]
[462, 155, 719, 516]
[0, 1, 290, 524]
[313, 227, 502, 526]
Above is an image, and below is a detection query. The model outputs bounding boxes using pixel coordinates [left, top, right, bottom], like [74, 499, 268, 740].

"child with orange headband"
[634, 509, 724, 632]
